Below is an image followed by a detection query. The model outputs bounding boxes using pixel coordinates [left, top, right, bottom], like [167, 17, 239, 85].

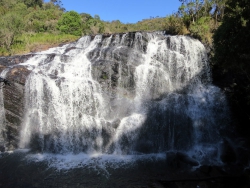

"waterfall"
[18, 32, 228, 161]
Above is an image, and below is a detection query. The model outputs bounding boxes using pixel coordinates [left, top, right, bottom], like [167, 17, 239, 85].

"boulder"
[219, 138, 237, 164]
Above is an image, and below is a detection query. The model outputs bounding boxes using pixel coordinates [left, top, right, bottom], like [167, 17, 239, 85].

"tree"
[57, 11, 82, 36]
[50, 0, 65, 11]
[212, 0, 227, 25]
[0, 12, 24, 52]
[165, 14, 187, 35]
[189, 16, 211, 42]
[178, 0, 204, 28]
[24, 5, 63, 32]
[213, 0, 250, 72]
[23, 0, 43, 9]
[212, 0, 250, 136]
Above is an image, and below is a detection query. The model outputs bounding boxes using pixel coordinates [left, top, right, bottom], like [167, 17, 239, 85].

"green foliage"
[0, 0, 71, 55]
[50, 0, 65, 11]
[79, 14, 105, 35]
[23, 0, 43, 8]
[165, 14, 187, 35]
[212, 0, 227, 25]
[0, 0, 232, 57]
[24, 6, 63, 33]
[22, 32, 78, 43]
[212, 0, 250, 135]
[175, 0, 227, 44]
[213, 0, 250, 71]
[57, 11, 82, 36]
[6, 33, 78, 55]
[0, 0, 226, 55]
[0, 0, 18, 9]
[0, 6, 6, 15]
[103, 17, 167, 34]
[0, 12, 24, 52]
[189, 16, 211, 42]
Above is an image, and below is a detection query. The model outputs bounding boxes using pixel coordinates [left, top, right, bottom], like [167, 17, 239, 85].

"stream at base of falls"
[0, 150, 248, 188]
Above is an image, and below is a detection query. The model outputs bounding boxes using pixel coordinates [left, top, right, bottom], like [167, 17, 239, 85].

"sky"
[45, 0, 182, 23]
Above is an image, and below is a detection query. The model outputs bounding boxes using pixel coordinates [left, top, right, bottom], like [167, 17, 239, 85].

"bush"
[165, 15, 188, 35]
[0, 12, 24, 52]
[189, 16, 211, 42]
[57, 11, 82, 36]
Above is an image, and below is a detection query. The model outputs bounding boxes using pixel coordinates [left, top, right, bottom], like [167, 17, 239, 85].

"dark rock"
[236, 147, 249, 166]
[111, 119, 120, 129]
[90, 47, 138, 96]
[219, 138, 237, 164]
[0, 145, 5, 152]
[0, 54, 34, 66]
[134, 140, 154, 154]
[0, 55, 31, 150]
[166, 151, 199, 168]
[64, 47, 77, 54]
[198, 165, 227, 177]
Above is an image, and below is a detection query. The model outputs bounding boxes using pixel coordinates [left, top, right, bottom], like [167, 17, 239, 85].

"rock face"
[0, 31, 229, 165]
[0, 56, 32, 150]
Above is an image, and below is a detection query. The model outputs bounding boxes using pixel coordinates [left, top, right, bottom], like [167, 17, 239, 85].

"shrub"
[57, 11, 82, 36]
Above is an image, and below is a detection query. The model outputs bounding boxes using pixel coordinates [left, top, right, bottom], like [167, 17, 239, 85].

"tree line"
[212, 0, 250, 137]
[0, 0, 105, 55]
[0, 0, 228, 56]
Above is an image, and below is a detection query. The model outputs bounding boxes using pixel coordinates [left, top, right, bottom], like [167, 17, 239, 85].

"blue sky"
[45, 0, 182, 23]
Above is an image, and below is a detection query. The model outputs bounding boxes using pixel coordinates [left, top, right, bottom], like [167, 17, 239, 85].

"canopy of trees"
[0, 0, 105, 55]
[1, 0, 228, 55]
[212, 0, 250, 136]
[213, 0, 250, 72]
[57, 11, 82, 36]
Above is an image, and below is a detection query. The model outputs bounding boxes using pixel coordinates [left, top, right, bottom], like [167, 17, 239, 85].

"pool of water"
[0, 150, 248, 188]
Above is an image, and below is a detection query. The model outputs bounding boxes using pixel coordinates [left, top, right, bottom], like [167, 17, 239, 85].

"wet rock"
[64, 46, 77, 54]
[0, 56, 31, 150]
[198, 165, 226, 177]
[134, 141, 154, 154]
[0, 145, 5, 152]
[0, 54, 35, 66]
[111, 119, 120, 129]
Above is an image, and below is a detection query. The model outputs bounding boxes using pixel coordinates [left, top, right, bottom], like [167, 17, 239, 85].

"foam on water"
[24, 151, 165, 176]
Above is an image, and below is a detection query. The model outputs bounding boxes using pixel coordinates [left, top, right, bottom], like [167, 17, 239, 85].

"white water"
[17, 32, 228, 168]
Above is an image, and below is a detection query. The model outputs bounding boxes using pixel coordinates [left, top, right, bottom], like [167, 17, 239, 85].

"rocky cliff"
[0, 55, 33, 150]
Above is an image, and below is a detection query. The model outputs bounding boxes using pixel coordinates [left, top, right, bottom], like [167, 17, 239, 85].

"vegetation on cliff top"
[0, 0, 225, 56]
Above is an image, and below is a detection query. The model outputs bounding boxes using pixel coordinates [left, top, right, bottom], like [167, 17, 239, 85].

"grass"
[22, 32, 79, 44]
[1, 32, 79, 56]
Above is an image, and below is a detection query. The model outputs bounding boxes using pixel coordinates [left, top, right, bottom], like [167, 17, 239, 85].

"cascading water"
[18, 32, 228, 166]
